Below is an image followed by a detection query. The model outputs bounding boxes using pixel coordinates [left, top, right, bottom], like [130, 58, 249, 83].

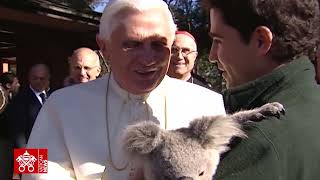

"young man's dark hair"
[202, 0, 320, 62]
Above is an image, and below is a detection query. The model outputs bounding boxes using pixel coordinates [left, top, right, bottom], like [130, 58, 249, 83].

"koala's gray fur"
[123, 102, 285, 180]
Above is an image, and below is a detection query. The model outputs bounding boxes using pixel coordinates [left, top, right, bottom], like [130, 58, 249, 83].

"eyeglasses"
[171, 46, 197, 58]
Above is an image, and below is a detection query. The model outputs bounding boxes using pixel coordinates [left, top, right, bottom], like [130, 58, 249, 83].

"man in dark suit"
[8, 64, 50, 148]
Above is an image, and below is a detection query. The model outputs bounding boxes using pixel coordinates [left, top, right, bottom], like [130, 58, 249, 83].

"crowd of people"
[0, 0, 320, 179]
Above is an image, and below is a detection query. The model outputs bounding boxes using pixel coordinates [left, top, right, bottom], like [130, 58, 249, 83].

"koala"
[123, 102, 285, 180]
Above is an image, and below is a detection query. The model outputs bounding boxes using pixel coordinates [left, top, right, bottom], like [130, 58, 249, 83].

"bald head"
[28, 64, 50, 92]
[70, 48, 99, 63]
[68, 47, 101, 84]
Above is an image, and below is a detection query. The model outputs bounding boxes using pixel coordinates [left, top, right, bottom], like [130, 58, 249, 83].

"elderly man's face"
[168, 34, 198, 79]
[101, 9, 172, 94]
[29, 67, 50, 92]
[69, 54, 101, 83]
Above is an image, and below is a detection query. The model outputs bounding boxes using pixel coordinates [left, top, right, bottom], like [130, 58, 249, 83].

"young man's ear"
[252, 26, 273, 55]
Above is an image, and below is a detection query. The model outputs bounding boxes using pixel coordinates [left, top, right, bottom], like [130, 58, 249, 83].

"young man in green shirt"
[203, 0, 320, 179]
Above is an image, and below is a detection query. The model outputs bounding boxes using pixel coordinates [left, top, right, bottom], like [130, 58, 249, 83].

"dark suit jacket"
[187, 73, 213, 90]
[0, 137, 13, 179]
[0, 93, 13, 180]
[7, 87, 43, 147]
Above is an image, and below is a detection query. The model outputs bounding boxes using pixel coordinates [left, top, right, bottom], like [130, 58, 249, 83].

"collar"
[29, 85, 46, 96]
[183, 73, 192, 82]
[223, 56, 312, 113]
[186, 75, 193, 83]
[109, 72, 168, 103]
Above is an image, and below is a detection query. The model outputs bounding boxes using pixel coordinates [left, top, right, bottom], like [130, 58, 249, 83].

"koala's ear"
[123, 121, 163, 156]
[189, 116, 246, 154]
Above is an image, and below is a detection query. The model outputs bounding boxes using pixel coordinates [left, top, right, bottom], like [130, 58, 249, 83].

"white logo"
[16, 150, 37, 172]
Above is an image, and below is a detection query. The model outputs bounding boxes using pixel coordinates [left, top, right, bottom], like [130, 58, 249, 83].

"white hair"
[70, 47, 101, 67]
[98, 0, 177, 42]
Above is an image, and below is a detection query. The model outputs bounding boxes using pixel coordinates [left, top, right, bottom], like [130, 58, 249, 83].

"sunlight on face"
[69, 57, 100, 83]
[104, 9, 173, 94]
[168, 34, 198, 80]
[209, 8, 256, 88]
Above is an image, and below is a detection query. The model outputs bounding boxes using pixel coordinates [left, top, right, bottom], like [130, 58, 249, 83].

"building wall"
[0, 4, 100, 90]
[9, 21, 98, 90]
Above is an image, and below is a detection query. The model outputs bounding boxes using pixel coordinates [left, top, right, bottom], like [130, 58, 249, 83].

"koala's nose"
[177, 177, 193, 180]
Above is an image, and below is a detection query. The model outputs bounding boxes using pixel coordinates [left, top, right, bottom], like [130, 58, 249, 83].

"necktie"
[39, 92, 46, 104]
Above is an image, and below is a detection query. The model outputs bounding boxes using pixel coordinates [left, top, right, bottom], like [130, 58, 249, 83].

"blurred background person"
[167, 31, 212, 89]
[0, 72, 19, 180]
[0, 72, 20, 102]
[7, 63, 50, 148]
[63, 47, 101, 86]
[0, 72, 20, 135]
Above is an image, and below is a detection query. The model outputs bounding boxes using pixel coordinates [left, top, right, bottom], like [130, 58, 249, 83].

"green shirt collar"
[222, 56, 312, 113]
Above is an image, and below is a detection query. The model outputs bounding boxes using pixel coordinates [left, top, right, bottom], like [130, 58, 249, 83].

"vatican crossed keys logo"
[14, 148, 48, 174]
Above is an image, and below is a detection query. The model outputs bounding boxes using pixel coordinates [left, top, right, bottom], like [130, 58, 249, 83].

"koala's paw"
[255, 102, 285, 119]
[228, 102, 285, 123]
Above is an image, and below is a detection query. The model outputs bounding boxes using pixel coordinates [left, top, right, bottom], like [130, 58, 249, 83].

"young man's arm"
[215, 124, 282, 180]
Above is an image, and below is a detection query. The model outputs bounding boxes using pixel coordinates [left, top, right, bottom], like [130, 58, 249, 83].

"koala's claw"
[230, 102, 285, 123]
[275, 108, 285, 119]
[258, 102, 285, 119]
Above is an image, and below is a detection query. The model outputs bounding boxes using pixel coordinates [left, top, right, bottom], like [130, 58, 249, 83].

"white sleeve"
[213, 93, 226, 115]
[22, 96, 75, 180]
[200, 90, 226, 117]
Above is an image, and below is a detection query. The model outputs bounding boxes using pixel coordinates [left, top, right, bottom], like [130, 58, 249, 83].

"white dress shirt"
[29, 85, 46, 105]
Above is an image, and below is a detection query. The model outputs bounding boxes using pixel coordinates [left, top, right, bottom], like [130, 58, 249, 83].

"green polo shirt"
[215, 56, 320, 180]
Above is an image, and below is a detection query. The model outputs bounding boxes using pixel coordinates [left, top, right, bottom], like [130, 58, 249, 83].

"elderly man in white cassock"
[23, 0, 226, 179]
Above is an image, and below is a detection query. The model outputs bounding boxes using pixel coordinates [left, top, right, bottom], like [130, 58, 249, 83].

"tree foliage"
[166, 0, 224, 92]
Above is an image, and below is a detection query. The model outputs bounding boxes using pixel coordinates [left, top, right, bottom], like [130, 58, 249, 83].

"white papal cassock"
[23, 73, 225, 180]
